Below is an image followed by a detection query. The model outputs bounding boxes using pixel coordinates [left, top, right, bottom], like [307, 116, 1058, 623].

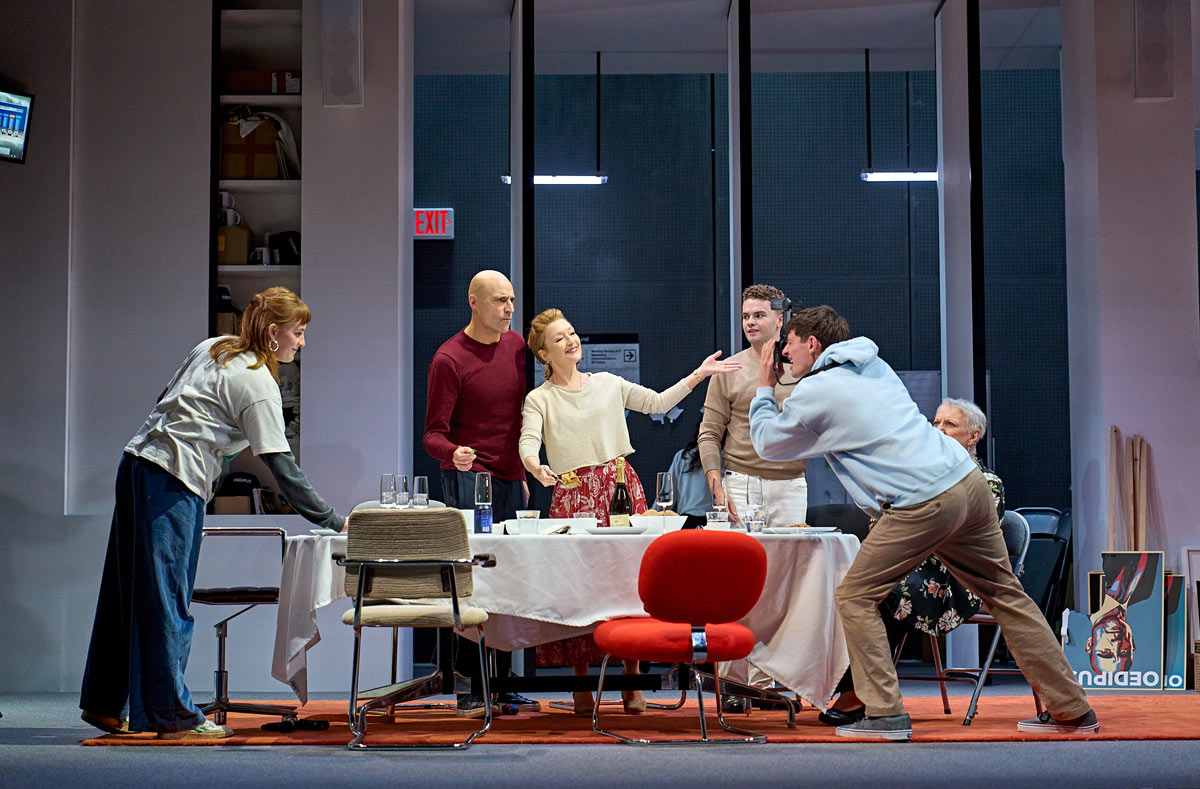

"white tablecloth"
[272, 531, 859, 706]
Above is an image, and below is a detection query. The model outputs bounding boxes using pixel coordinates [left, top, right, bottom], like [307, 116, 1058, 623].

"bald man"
[423, 270, 536, 717]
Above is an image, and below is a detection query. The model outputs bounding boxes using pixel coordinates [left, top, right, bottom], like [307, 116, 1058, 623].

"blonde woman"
[80, 287, 343, 740]
[520, 307, 739, 714]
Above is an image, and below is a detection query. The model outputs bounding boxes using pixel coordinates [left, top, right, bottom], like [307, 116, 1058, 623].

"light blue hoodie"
[749, 336, 976, 518]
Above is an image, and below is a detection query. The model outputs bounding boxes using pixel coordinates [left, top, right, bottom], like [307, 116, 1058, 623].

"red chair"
[591, 529, 768, 745]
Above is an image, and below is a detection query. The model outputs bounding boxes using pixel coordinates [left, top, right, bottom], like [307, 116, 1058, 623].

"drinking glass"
[705, 510, 730, 530]
[745, 476, 764, 512]
[475, 471, 492, 507]
[396, 474, 411, 507]
[380, 473, 397, 508]
[413, 475, 429, 508]
[654, 472, 675, 512]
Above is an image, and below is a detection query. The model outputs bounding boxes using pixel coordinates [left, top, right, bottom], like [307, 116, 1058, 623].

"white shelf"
[220, 9, 301, 29]
[219, 179, 301, 194]
[220, 93, 301, 108]
[217, 264, 301, 276]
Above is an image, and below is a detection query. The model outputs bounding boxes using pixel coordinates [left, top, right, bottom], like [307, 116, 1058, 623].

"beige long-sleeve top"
[698, 346, 806, 481]
[519, 372, 693, 474]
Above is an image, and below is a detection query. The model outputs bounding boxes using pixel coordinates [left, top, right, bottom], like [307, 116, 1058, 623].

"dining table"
[271, 524, 859, 708]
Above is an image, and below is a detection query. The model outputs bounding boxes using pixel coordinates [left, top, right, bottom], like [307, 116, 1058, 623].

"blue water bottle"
[474, 471, 493, 534]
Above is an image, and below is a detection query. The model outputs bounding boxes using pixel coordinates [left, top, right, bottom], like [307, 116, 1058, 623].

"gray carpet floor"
[3, 677, 1199, 788]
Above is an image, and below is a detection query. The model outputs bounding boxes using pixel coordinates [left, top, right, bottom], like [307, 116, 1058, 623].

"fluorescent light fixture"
[860, 170, 938, 182]
[501, 174, 608, 185]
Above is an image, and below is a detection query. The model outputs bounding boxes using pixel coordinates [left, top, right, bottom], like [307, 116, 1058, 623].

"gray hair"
[939, 397, 986, 438]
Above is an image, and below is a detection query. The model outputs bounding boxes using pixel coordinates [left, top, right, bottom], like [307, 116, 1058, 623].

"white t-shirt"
[125, 338, 291, 500]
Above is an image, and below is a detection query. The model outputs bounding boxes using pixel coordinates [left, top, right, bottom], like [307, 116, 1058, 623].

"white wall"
[1062, 0, 1200, 595]
[0, 0, 412, 694]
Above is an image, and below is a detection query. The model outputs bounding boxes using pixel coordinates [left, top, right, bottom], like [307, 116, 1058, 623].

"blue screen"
[0, 91, 33, 164]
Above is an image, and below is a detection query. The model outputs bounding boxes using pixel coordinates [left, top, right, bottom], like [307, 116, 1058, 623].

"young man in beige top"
[700, 284, 808, 527]
[700, 285, 808, 705]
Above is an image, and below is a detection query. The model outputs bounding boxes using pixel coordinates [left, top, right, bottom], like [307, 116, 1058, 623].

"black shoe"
[497, 692, 541, 712]
[456, 694, 499, 719]
[818, 705, 866, 726]
[721, 696, 749, 714]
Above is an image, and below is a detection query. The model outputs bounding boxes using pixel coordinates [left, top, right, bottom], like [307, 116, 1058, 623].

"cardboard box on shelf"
[225, 69, 301, 95]
[215, 310, 240, 337]
[211, 495, 254, 515]
[218, 225, 253, 265]
[220, 122, 280, 180]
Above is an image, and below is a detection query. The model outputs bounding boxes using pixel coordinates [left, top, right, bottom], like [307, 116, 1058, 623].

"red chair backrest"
[637, 530, 767, 626]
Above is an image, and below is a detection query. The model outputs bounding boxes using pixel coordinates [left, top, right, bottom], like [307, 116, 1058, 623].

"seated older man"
[819, 397, 1004, 725]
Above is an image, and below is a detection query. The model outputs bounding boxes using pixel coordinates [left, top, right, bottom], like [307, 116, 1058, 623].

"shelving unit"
[210, 1, 304, 513]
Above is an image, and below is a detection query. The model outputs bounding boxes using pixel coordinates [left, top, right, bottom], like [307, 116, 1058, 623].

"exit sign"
[414, 208, 454, 240]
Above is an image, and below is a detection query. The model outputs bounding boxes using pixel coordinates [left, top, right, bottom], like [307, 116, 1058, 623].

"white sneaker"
[157, 719, 234, 740]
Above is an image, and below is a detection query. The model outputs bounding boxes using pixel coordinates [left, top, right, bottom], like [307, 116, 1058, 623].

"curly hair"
[210, 286, 310, 381]
[741, 284, 784, 304]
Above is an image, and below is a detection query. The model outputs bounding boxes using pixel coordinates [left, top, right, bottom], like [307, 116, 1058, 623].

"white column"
[936, 1, 981, 670]
[727, 0, 748, 353]
[1061, 0, 1199, 592]
[510, 0, 532, 328]
[936, 1, 976, 404]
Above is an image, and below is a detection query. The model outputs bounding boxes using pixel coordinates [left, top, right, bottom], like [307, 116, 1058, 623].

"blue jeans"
[80, 453, 207, 734]
[439, 469, 526, 522]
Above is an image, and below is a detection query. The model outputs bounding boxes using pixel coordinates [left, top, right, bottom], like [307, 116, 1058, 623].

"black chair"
[1014, 506, 1062, 537]
[805, 503, 871, 542]
[192, 526, 297, 726]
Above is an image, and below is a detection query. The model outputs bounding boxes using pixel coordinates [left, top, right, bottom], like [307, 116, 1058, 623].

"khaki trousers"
[833, 468, 1090, 719]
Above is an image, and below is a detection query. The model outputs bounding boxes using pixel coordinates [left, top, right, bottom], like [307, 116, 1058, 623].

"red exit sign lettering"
[414, 208, 454, 240]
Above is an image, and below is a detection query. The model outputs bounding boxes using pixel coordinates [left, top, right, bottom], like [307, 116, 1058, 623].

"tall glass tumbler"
[413, 475, 429, 508]
[474, 472, 493, 534]
[380, 473, 397, 508]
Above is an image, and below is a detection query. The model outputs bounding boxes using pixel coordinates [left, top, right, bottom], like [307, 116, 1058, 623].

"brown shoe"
[621, 690, 647, 715]
[572, 691, 595, 717]
[81, 711, 134, 735]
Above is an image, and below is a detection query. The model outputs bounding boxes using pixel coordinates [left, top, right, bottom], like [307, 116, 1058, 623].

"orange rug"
[81, 693, 1200, 746]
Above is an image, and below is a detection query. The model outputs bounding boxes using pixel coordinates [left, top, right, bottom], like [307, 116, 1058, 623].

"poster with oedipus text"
[1063, 551, 1164, 691]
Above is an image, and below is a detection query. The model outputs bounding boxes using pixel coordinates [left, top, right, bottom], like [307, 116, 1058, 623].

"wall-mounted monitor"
[0, 90, 33, 164]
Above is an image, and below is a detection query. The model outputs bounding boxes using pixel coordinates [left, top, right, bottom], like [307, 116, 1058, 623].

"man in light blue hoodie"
[749, 305, 1096, 741]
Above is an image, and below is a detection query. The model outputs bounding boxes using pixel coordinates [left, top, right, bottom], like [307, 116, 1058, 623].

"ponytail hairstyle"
[210, 286, 311, 381]
[527, 307, 565, 381]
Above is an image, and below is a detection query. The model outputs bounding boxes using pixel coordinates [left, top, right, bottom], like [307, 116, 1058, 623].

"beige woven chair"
[337, 505, 495, 750]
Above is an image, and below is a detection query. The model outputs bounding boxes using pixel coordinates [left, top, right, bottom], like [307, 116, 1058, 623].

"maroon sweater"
[423, 330, 526, 481]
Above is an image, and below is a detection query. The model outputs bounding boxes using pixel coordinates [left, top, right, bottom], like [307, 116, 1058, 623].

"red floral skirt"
[548, 457, 648, 527]
[537, 457, 648, 667]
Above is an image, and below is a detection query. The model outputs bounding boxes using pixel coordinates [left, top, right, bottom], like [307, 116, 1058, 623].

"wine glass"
[744, 476, 766, 532]
[654, 472, 675, 512]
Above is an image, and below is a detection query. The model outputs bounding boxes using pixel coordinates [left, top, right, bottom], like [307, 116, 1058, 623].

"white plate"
[582, 523, 648, 535]
[763, 526, 840, 535]
[310, 528, 342, 536]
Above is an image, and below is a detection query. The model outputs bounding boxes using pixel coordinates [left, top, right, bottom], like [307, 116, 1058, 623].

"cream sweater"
[520, 372, 693, 473]
[698, 346, 806, 481]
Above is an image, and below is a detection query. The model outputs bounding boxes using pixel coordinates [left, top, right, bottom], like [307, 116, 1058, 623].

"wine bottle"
[609, 458, 633, 527]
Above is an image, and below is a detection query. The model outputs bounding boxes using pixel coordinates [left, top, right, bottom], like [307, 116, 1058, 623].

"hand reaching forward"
[696, 350, 742, 379]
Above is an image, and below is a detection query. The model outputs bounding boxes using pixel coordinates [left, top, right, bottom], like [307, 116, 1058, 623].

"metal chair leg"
[593, 656, 765, 746]
[963, 627, 1004, 725]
